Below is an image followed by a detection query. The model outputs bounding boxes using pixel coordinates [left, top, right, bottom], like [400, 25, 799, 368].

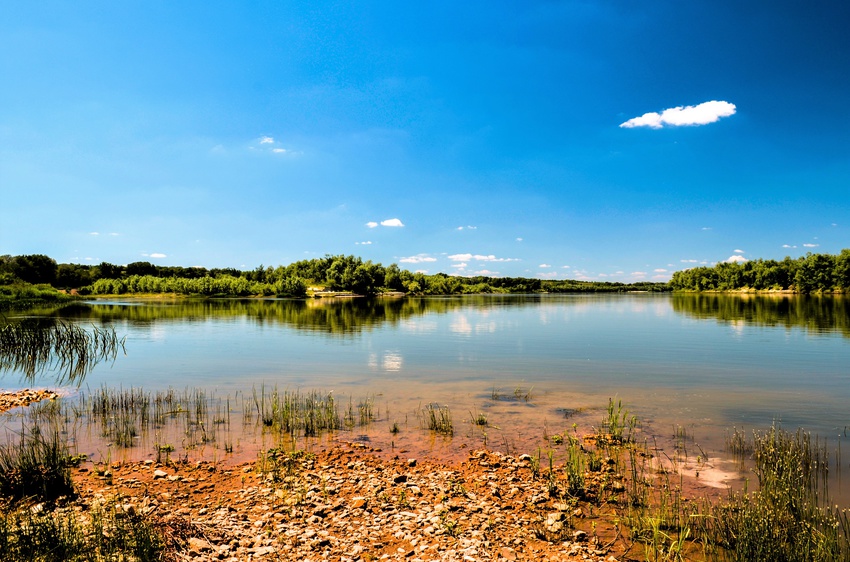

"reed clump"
[423, 404, 453, 436]
[0, 424, 74, 504]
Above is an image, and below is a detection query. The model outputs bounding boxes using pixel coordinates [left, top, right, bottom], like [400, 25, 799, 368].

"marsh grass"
[0, 498, 164, 561]
[423, 404, 453, 436]
[0, 424, 74, 503]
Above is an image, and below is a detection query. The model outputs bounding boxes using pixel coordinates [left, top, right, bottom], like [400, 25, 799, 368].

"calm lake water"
[5, 293, 850, 494]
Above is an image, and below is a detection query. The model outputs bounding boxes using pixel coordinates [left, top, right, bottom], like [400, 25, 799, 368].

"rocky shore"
[0, 388, 58, 413]
[73, 445, 627, 561]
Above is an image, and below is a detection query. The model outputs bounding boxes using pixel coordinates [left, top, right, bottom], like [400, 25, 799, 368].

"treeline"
[670, 250, 850, 294]
[1, 254, 669, 297]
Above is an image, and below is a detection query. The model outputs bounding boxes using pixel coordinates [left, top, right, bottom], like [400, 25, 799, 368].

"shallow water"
[3, 294, 850, 500]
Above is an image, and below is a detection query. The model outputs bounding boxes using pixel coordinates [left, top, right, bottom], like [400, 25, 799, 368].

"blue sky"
[2, 1, 848, 281]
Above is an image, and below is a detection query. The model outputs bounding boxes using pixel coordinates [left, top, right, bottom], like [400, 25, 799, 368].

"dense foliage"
[670, 249, 850, 293]
[1, 253, 668, 297]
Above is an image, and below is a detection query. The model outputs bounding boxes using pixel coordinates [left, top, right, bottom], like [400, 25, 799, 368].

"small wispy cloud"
[399, 254, 437, 264]
[701, 227, 712, 231]
[516, 238, 523, 242]
[654, 268, 668, 273]
[539, 264, 551, 268]
[451, 262, 468, 269]
[355, 241, 372, 245]
[632, 271, 647, 277]
[448, 254, 518, 263]
[620, 100, 736, 129]
[782, 244, 797, 249]
[142, 253, 167, 259]
[680, 259, 699, 263]
[734, 249, 745, 254]
[456, 225, 478, 231]
[89, 232, 100, 236]
[803, 243, 820, 248]
[381, 218, 404, 227]
[260, 136, 275, 144]
[366, 222, 378, 228]
[109, 232, 120, 236]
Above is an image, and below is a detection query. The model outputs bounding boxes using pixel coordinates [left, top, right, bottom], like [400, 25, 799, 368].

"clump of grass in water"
[423, 404, 453, 436]
[599, 398, 638, 444]
[0, 424, 74, 504]
[704, 425, 850, 561]
[252, 386, 342, 437]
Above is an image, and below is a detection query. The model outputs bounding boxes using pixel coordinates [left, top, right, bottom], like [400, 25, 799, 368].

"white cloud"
[141, 253, 167, 259]
[260, 136, 275, 144]
[632, 271, 647, 277]
[451, 262, 468, 268]
[726, 255, 747, 263]
[399, 254, 437, 264]
[448, 253, 518, 263]
[620, 100, 736, 129]
[474, 269, 498, 276]
[356, 241, 372, 245]
[538, 272, 559, 279]
[782, 244, 797, 249]
[701, 227, 712, 231]
[561, 265, 571, 269]
[539, 264, 551, 268]
[89, 232, 100, 236]
[516, 238, 523, 242]
[109, 232, 120, 236]
[380, 218, 405, 227]
[272, 148, 287, 154]
[734, 249, 745, 254]
[803, 243, 820, 248]
[681, 259, 699, 263]
[366, 222, 378, 228]
[654, 268, 668, 273]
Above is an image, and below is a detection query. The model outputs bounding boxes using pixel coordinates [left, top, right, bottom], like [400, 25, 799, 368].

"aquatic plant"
[0, 424, 74, 503]
[423, 404, 453, 436]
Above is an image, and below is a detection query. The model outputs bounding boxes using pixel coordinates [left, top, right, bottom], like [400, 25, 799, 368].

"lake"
[4, 293, 850, 496]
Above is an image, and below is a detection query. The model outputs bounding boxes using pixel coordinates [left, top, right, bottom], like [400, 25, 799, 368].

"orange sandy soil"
[2, 392, 718, 561]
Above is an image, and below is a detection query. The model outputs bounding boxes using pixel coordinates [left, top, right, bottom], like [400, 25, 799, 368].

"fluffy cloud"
[726, 255, 747, 263]
[620, 100, 736, 129]
[366, 222, 378, 228]
[448, 253, 518, 262]
[381, 218, 404, 227]
[399, 254, 437, 264]
[260, 136, 275, 144]
[141, 253, 167, 259]
[539, 264, 551, 268]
